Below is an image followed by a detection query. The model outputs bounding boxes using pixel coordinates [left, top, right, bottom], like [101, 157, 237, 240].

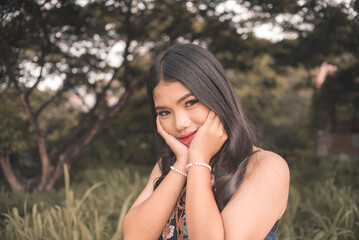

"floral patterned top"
[159, 194, 187, 240]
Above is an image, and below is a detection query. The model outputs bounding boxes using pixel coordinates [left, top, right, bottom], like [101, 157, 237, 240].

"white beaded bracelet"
[186, 162, 212, 171]
[170, 166, 188, 177]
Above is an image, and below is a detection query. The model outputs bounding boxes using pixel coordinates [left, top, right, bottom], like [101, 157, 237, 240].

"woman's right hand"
[156, 116, 189, 163]
[188, 111, 227, 164]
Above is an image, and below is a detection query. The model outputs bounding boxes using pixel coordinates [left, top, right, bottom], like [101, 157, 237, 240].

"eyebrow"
[177, 93, 194, 103]
[155, 92, 194, 111]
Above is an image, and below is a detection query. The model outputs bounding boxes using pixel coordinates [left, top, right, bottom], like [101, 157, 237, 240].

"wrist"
[175, 153, 188, 163]
[188, 152, 210, 165]
[174, 160, 187, 173]
[186, 162, 212, 172]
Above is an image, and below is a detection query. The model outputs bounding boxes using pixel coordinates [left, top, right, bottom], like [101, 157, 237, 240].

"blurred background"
[1, 0, 358, 239]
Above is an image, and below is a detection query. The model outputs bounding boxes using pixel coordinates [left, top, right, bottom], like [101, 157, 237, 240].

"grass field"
[1, 157, 358, 240]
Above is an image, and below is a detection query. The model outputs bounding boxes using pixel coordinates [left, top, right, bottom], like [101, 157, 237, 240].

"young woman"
[122, 43, 290, 240]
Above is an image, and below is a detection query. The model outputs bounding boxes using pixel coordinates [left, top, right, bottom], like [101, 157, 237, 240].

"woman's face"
[153, 80, 210, 146]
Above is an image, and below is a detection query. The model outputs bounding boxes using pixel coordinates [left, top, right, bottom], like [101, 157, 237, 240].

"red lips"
[178, 130, 197, 144]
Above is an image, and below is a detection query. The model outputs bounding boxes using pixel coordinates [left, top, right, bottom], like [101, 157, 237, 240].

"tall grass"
[278, 180, 359, 240]
[278, 156, 359, 240]
[1, 158, 358, 240]
[0, 165, 147, 240]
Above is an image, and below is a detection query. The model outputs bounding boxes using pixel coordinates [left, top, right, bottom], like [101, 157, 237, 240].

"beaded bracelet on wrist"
[170, 166, 188, 177]
[186, 162, 212, 171]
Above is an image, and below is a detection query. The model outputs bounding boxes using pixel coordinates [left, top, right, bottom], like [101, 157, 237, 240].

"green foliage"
[81, 88, 157, 166]
[1, 0, 358, 201]
[229, 54, 314, 157]
[278, 157, 359, 239]
[279, 181, 358, 239]
[0, 91, 29, 152]
[1, 159, 358, 239]
[0, 165, 147, 240]
[317, 154, 359, 189]
[0, 0, 357, 238]
[253, 0, 359, 67]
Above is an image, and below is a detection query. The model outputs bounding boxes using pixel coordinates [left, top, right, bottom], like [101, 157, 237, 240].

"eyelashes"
[157, 111, 170, 117]
[185, 99, 199, 107]
[156, 99, 199, 117]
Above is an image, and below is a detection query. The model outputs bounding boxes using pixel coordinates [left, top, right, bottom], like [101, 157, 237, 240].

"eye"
[185, 99, 198, 107]
[157, 111, 170, 117]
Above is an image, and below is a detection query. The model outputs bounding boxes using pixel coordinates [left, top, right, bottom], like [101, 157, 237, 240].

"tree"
[1, 0, 252, 191]
[0, 0, 142, 191]
[3, 0, 354, 192]
[0, 0, 206, 191]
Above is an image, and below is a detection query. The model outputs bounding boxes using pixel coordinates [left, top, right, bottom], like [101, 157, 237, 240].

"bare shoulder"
[242, 149, 290, 218]
[246, 149, 290, 182]
[220, 150, 290, 238]
[223, 149, 290, 215]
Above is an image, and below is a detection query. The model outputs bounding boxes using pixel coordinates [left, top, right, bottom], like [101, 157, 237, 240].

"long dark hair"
[145, 43, 258, 209]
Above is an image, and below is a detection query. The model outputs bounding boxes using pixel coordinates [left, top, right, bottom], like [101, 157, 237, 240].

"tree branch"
[34, 74, 85, 117]
[12, 79, 52, 192]
[26, 1, 55, 99]
[45, 87, 134, 190]
[87, 35, 133, 116]
[26, 64, 44, 99]
[48, 24, 136, 160]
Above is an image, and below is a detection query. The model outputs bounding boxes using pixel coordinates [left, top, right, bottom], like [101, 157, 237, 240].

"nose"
[174, 111, 191, 132]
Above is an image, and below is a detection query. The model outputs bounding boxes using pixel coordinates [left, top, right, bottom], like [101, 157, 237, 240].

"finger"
[213, 114, 221, 129]
[156, 116, 161, 132]
[157, 116, 185, 146]
[214, 115, 227, 139]
[216, 117, 227, 140]
[156, 116, 167, 137]
[208, 110, 216, 120]
[209, 112, 223, 132]
[203, 110, 216, 128]
[219, 121, 227, 141]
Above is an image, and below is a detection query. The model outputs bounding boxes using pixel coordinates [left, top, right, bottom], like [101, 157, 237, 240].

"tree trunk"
[44, 88, 133, 191]
[0, 149, 24, 191]
[17, 91, 52, 192]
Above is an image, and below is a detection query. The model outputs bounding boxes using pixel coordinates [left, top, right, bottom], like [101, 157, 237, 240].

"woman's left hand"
[188, 111, 228, 164]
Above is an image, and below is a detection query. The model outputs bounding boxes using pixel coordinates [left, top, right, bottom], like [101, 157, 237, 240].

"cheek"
[194, 106, 210, 125]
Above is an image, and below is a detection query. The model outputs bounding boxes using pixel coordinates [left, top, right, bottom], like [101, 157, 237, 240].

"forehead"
[153, 81, 191, 102]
